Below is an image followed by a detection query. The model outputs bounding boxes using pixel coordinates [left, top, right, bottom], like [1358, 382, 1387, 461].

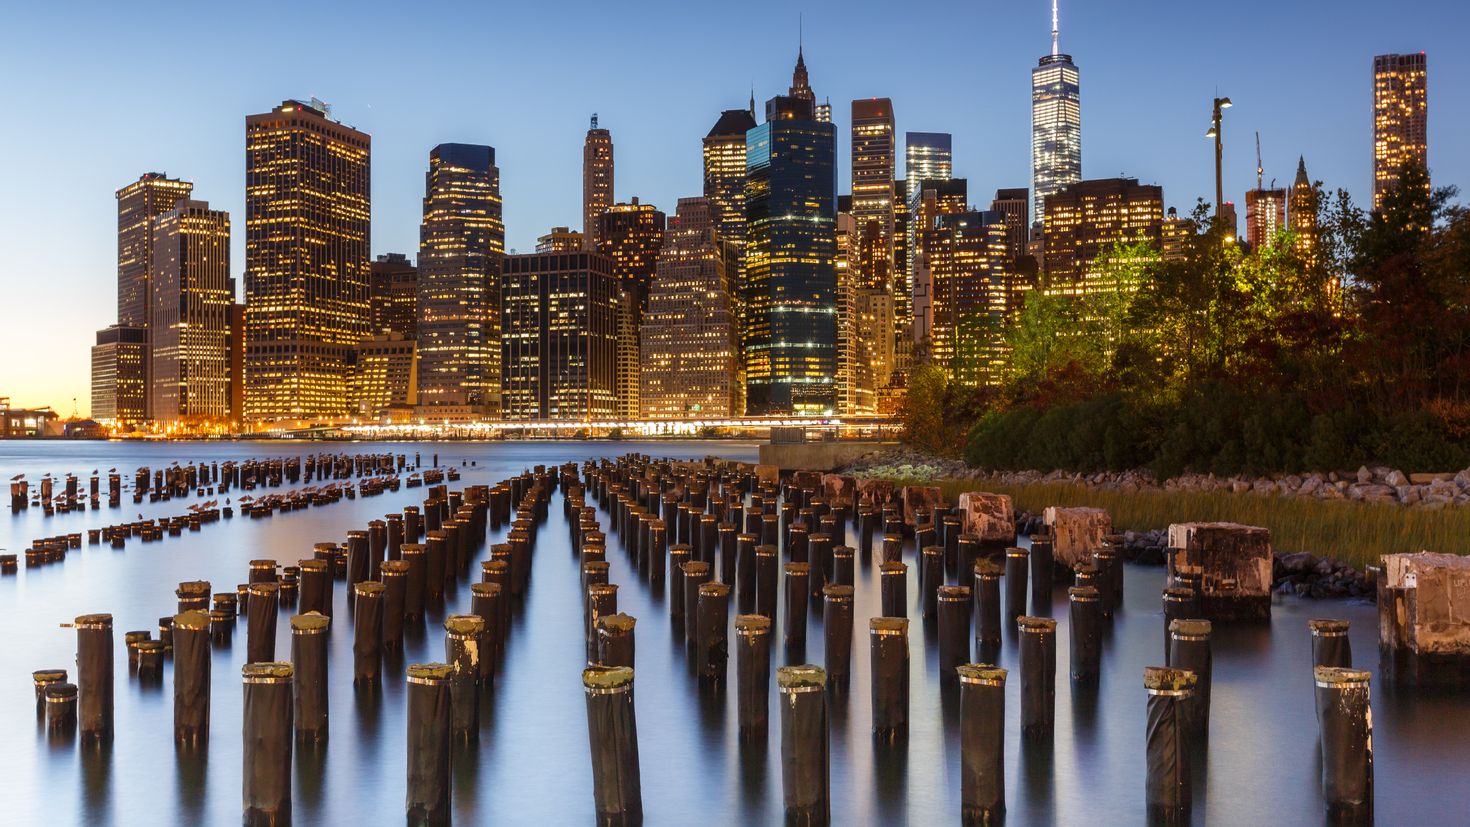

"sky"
[1, 0, 1465, 415]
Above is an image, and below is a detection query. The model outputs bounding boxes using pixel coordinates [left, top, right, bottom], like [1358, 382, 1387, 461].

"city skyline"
[2, 0, 1464, 412]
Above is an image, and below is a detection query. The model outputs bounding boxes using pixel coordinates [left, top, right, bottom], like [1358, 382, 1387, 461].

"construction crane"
[1255, 131, 1264, 191]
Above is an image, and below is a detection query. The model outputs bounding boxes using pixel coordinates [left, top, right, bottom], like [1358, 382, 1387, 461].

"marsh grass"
[934, 479, 1470, 568]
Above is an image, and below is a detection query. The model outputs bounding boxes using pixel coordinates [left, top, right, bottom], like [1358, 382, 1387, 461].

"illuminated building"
[500, 251, 619, 421]
[583, 116, 614, 248]
[228, 304, 244, 421]
[370, 253, 417, 338]
[1032, 0, 1082, 226]
[911, 178, 970, 344]
[1245, 186, 1287, 250]
[150, 200, 233, 425]
[596, 199, 666, 418]
[353, 332, 417, 420]
[703, 107, 758, 274]
[1372, 52, 1428, 210]
[416, 143, 504, 416]
[91, 325, 147, 425]
[927, 211, 1011, 386]
[743, 54, 838, 416]
[990, 188, 1030, 267]
[537, 227, 584, 253]
[903, 133, 952, 285]
[1042, 178, 1163, 287]
[851, 99, 897, 306]
[116, 173, 193, 331]
[639, 198, 738, 418]
[243, 99, 370, 423]
[1161, 207, 1194, 261]
[1289, 157, 1318, 265]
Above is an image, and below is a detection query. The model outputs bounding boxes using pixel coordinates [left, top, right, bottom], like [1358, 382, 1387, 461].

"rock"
[1356, 466, 1373, 484]
[1298, 475, 1322, 495]
[956, 491, 1014, 543]
[1386, 469, 1408, 487]
[1252, 479, 1279, 495]
[1043, 506, 1112, 568]
[1231, 480, 1251, 494]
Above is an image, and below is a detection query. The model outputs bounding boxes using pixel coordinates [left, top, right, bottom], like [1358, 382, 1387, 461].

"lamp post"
[1206, 96, 1232, 219]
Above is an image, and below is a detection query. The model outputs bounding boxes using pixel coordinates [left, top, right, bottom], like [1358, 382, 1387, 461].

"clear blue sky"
[1, 0, 1464, 414]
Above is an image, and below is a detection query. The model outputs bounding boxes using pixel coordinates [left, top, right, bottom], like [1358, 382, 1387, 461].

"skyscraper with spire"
[1289, 157, 1318, 266]
[583, 116, 614, 249]
[1031, 0, 1082, 227]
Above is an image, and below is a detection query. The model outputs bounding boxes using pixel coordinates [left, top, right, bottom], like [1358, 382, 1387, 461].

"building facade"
[1289, 157, 1318, 266]
[370, 253, 417, 338]
[243, 99, 371, 423]
[536, 227, 584, 253]
[639, 198, 738, 419]
[1245, 187, 1287, 250]
[416, 143, 504, 416]
[851, 99, 897, 295]
[703, 107, 758, 271]
[353, 332, 417, 420]
[583, 118, 614, 248]
[91, 325, 148, 425]
[926, 211, 1011, 386]
[743, 65, 839, 416]
[150, 200, 234, 424]
[500, 251, 619, 421]
[1031, 2, 1082, 226]
[1372, 52, 1428, 209]
[596, 199, 666, 418]
[116, 173, 194, 331]
[1042, 177, 1164, 286]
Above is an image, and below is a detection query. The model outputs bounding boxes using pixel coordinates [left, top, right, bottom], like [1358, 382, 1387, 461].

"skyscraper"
[912, 178, 970, 345]
[243, 99, 370, 423]
[1031, 0, 1082, 226]
[851, 99, 897, 295]
[743, 54, 839, 416]
[640, 198, 738, 419]
[370, 253, 418, 339]
[597, 200, 666, 418]
[703, 107, 758, 273]
[1372, 52, 1428, 209]
[416, 143, 505, 416]
[990, 188, 1030, 266]
[500, 251, 620, 421]
[1042, 178, 1164, 286]
[927, 211, 1011, 386]
[150, 200, 233, 425]
[583, 117, 614, 248]
[537, 227, 584, 253]
[903, 133, 953, 219]
[116, 173, 194, 330]
[1245, 186, 1287, 251]
[91, 326, 147, 425]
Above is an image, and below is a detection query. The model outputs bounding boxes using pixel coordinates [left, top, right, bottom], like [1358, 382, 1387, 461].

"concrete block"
[1380, 552, 1470, 656]
[900, 486, 943, 526]
[1042, 506, 1112, 569]
[956, 492, 1014, 544]
[754, 464, 780, 487]
[855, 479, 896, 509]
[1167, 522, 1272, 623]
[820, 474, 857, 507]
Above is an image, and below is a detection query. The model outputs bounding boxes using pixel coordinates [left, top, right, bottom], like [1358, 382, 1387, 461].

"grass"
[932, 479, 1470, 569]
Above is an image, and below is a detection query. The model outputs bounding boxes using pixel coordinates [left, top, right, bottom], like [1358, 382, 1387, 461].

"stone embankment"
[842, 447, 1470, 510]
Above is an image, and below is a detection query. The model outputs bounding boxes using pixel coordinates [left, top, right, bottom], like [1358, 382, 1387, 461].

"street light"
[1209, 96, 1233, 216]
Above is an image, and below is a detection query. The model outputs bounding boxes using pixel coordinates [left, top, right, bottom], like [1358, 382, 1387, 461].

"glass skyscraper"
[742, 56, 838, 416]
[1031, 1, 1081, 226]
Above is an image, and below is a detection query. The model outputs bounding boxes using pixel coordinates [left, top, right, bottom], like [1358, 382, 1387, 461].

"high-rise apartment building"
[500, 251, 620, 421]
[416, 143, 504, 416]
[704, 107, 758, 269]
[1032, 0, 1082, 226]
[1372, 52, 1428, 209]
[370, 253, 417, 339]
[150, 200, 233, 424]
[851, 99, 897, 293]
[1042, 178, 1164, 286]
[91, 326, 148, 425]
[243, 99, 370, 423]
[639, 198, 738, 418]
[1245, 186, 1287, 250]
[583, 117, 614, 248]
[911, 179, 970, 344]
[925, 211, 1011, 385]
[743, 55, 838, 416]
[116, 173, 194, 330]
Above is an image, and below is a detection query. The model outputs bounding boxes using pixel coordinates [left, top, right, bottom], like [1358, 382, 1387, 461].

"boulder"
[1356, 466, 1373, 484]
[956, 491, 1014, 544]
[1385, 469, 1409, 487]
[1043, 506, 1112, 568]
[900, 486, 943, 526]
[1166, 522, 1273, 623]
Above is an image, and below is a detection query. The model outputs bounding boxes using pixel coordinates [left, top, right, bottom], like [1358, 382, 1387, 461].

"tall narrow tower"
[583, 116, 615, 248]
[1031, 0, 1082, 226]
[1372, 52, 1428, 209]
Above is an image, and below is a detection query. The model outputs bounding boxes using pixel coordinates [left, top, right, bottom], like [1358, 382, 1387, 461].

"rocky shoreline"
[842, 446, 1470, 510]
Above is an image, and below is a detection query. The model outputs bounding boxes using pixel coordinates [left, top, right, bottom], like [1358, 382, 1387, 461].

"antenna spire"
[1051, 0, 1060, 56]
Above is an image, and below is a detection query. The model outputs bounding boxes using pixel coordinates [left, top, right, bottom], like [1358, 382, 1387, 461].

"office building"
[990, 188, 1030, 266]
[150, 199, 233, 424]
[537, 227, 584, 253]
[743, 54, 839, 415]
[851, 99, 897, 294]
[500, 251, 619, 420]
[416, 143, 504, 416]
[116, 173, 194, 331]
[1042, 177, 1164, 286]
[243, 99, 371, 422]
[639, 198, 738, 418]
[353, 332, 417, 420]
[1289, 157, 1318, 265]
[91, 325, 148, 425]
[1032, 0, 1082, 225]
[597, 199, 665, 418]
[926, 211, 1011, 385]
[583, 117, 614, 247]
[1372, 52, 1428, 209]
[703, 107, 758, 274]
[370, 253, 417, 338]
[1161, 207, 1194, 261]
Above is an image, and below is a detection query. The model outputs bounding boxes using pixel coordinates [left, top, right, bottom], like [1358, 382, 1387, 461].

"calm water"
[1, 439, 1466, 826]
